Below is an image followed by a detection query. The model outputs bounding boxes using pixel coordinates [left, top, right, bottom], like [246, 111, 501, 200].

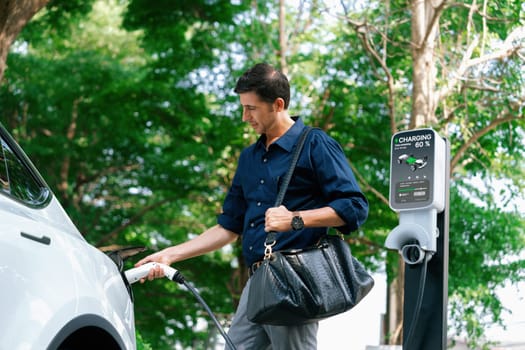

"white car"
[0, 122, 137, 350]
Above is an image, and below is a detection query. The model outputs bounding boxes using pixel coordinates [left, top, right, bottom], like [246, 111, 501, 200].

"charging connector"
[400, 242, 432, 265]
[125, 262, 160, 283]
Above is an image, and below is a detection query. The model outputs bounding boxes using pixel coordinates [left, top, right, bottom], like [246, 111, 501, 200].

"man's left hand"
[264, 205, 293, 232]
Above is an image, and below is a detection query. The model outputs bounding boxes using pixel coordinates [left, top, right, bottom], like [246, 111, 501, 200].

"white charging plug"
[125, 262, 179, 284]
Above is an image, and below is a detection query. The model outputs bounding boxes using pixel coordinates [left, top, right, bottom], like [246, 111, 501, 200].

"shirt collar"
[256, 117, 305, 153]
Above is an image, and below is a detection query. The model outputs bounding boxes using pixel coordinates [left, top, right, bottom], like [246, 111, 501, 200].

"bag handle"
[264, 126, 312, 257]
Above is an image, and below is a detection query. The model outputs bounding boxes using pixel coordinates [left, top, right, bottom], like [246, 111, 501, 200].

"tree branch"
[74, 163, 141, 190]
[349, 161, 389, 206]
[451, 112, 523, 171]
[437, 27, 525, 102]
[58, 98, 81, 202]
[420, 0, 448, 49]
[343, 17, 397, 134]
[96, 198, 172, 246]
[347, 235, 386, 254]
[0, 0, 50, 81]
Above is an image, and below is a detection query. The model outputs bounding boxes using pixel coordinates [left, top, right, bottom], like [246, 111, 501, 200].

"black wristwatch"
[291, 212, 304, 231]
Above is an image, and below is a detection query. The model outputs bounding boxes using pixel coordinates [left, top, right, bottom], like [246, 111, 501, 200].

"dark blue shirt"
[218, 118, 368, 266]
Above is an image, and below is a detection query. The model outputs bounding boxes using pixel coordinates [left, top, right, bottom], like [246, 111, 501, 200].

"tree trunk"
[410, 0, 442, 128]
[278, 0, 288, 75]
[386, 256, 405, 344]
[386, 0, 444, 345]
[0, 0, 50, 83]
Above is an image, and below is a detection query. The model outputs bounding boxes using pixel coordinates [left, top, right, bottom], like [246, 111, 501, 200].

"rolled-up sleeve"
[309, 130, 369, 233]
[217, 168, 245, 235]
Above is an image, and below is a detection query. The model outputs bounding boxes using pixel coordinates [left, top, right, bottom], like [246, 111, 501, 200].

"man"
[136, 63, 368, 349]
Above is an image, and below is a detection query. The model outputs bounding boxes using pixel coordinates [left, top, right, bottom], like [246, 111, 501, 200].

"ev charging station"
[385, 128, 450, 350]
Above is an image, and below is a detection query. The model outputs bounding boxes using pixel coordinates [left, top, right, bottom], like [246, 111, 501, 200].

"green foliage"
[20, 0, 98, 45]
[1, 0, 524, 348]
[136, 331, 153, 350]
[447, 179, 525, 346]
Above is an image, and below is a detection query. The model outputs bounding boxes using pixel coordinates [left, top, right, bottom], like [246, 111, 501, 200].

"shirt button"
[263, 157, 268, 163]
[249, 246, 253, 251]
[250, 222, 255, 227]
[257, 202, 262, 206]
[260, 179, 265, 184]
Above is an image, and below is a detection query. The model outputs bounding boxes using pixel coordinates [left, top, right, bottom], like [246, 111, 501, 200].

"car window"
[0, 137, 48, 205]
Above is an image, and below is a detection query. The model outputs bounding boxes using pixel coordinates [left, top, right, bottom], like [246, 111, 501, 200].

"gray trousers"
[226, 277, 318, 350]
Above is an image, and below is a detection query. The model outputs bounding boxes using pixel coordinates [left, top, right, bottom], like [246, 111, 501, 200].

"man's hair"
[234, 63, 290, 109]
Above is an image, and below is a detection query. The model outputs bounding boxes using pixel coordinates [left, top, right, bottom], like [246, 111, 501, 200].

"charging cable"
[126, 262, 237, 350]
[403, 252, 430, 350]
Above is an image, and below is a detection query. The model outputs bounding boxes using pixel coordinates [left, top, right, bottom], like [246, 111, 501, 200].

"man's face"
[239, 92, 276, 135]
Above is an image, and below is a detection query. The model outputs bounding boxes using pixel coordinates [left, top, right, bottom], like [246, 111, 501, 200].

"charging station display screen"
[390, 129, 437, 210]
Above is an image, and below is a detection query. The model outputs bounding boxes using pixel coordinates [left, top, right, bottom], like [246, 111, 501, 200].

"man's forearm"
[175, 224, 239, 261]
[265, 205, 345, 232]
[298, 206, 345, 228]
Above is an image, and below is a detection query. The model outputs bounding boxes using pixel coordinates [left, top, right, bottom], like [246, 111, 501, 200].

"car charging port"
[102, 246, 147, 301]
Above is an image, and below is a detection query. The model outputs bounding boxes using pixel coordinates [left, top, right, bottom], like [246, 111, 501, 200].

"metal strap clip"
[264, 241, 276, 259]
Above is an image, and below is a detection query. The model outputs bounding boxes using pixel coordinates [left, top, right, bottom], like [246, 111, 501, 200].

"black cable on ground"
[171, 271, 238, 350]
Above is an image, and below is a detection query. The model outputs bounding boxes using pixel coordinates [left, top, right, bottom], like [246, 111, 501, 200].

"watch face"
[292, 216, 304, 230]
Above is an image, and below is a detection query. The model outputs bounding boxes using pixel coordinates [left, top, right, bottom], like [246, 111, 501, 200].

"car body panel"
[0, 123, 136, 349]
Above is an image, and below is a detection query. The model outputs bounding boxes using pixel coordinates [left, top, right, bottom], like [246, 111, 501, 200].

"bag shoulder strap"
[264, 126, 313, 249]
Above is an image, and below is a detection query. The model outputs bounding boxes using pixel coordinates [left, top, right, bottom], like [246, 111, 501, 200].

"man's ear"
[274, 97, 285, 112]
